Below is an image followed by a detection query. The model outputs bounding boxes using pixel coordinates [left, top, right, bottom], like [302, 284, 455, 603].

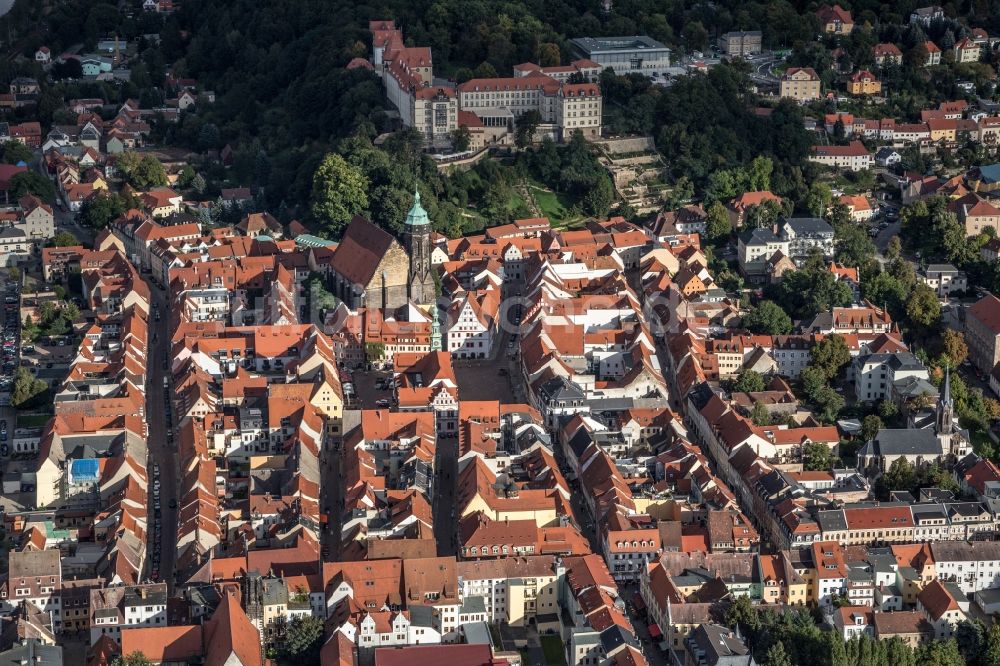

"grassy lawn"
[526, 179, 582, 227]
[17, 413, 53, 428]
[540, 636, 567, 666]
[509, 189, 527, 212]
[970, 427, 995, 457]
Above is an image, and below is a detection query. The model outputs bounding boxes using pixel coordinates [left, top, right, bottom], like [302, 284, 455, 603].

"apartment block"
[966, 294, 1000, 375]
[718, 31, 762, 57]
[780, 68, 821, 101]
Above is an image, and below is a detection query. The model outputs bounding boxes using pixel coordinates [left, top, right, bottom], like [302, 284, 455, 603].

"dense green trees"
[834, 220, 877, 269]
[46, 231, 79, 248]
[704, 202, 732, 243]
[640, 67, 815, 199]
[803, 441, 833, 471]
[8, 171, 55, 203]
[794, 334, 850, 425]
[310, 153, 369, 239]
[901, 196, 980, 267]
[724, 590, 975, 666]
[743, 300, 793, 335]
[1, 141, 33, 165]
[282, 616, 324, 660]
[22, 301, 79, 342]
[860, 414, 882, 442]
[765, 251, 852, 321]
[906, 283, 942, 330]
[116, 151, 169, 190]
[809, 335, 851, 380]
[110, 653, 153, 666]
[514, 110, 543, 149]
[878, 457, 960, 499]
[450, 126, 471, 152]
[940, 330, 968, 368]
[733, 370, 765, 394]
[521, 133, 616, 217]
[11, 367, 48, 409]
[703, 157, 775, 205]
[80, 192, 140, 229]
[750, 401, 770, 426]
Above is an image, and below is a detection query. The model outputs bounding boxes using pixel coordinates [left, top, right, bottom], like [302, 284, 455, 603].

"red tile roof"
[918, 579, 959, 619]
[374, 645, 501, 666]
[969, 294, 1000, 334]
[121, 626, 203, 663]
[204, 592, 261, 666]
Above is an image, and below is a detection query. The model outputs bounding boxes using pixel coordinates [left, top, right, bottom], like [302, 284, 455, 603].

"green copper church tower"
[403, 189, 435, 305]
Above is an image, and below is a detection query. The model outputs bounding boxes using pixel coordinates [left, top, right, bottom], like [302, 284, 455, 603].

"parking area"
[343, 368, 395, 410]
[342, 342, 523, 409]
[146, 455, 171, 583]
[454, 356, 519, 403]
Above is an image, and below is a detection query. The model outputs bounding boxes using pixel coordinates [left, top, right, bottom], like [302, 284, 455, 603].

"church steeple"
[403, 188, 435, 305]
[937, 365, 954, 435]
[404, 189, 430, 227]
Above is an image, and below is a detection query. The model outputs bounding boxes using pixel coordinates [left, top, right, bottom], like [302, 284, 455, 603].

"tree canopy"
[809, 334, 851, 380]
[9, 171, 56, 203]
[80, 192, 139, 229]
[310, 153, 369, 238]
[743, 300, 792, 335]
[766, 251, 852, 321]
[282, 616, 324, 662]
[11, 367, 49, 409]
[116, 151, 169, 190]
[110, 653, 152, 666]
[733, 370, 766, 394]
[1, 141, 33, 164]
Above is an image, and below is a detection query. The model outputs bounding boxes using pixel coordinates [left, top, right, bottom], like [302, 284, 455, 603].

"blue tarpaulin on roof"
[70, 458, 99, 483]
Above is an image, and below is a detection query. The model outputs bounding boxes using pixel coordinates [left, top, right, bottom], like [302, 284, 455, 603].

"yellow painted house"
[780, 67, 821, 102]
[927, 118, 957, 143]
[847, 70, 881, 96]
[759, 553, 809, 606]
[290, 334, 345, 438]
[818, 4, 854, 34]
[457, 457, 566, 528]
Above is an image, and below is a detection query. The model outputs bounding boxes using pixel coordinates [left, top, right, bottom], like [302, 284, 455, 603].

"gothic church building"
[327, 191, 436, 309]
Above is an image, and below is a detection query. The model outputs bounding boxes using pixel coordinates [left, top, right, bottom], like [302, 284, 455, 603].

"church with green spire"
[325, 190, 437, 310]
[403, 189, 436, 306]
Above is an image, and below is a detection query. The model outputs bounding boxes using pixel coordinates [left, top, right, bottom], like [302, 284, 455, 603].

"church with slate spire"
[857, 365, 970, 475]
[935, 366, 970, 460]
